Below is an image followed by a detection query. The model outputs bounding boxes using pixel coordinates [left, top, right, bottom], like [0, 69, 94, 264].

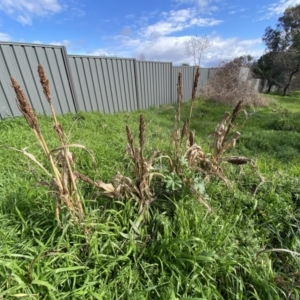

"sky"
[0, 0, 300, 67]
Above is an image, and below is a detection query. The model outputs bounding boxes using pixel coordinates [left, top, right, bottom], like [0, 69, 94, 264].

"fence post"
[62, 46, 80, 113]
[133, 59, 140, 110]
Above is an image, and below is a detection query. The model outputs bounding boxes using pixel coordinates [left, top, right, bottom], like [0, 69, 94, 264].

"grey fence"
[0, 42, 78, 119]
[0, 42, 214, 119]
[172, 66, 197, 102]
[68, 55, 138, 113]
[135, 61, 172, 109]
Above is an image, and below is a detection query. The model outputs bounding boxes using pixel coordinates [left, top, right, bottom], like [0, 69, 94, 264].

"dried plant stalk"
[224, 100, 243, 140]
[10, 66, 85, 224]
[126, 125, 135, 157]
[11, 77, 40, 132]
[77, 114, 161, 215]
[38, 64, 84, 220]
[38, 64, 64, 143]
[211, 101, 244, 161]
[10, 77, 61, 179]
[231, 100, 243, 124]
[176, 71, 182, 128]
[125, 116, 152, 213]
[180, 120, 187, 143]
[139, 114, 145, 151]
[188, 131, 194, 147]
[38, 65, 51, 103]
[181, 98, 260, 189]
[172, 72, 184, 173]
[187, 67, 200, 134]
[192, 67, 200, 101]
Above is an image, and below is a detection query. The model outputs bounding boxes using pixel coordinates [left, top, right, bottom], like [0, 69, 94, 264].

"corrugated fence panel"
[198, 68, 210, 89]
[135, 61, 172, 109]
[172, 67, 217, 102]
[172, 66, 197, 102]
[0, 42, 77, 119]
[68, 55, 137, 113]
[208, 68, 218, 79]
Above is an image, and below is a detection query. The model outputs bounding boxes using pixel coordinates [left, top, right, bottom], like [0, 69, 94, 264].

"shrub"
[201, 57, 266, 107]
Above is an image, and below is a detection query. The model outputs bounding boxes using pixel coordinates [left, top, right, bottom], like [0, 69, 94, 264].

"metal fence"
[135, 61, 172, 109]
[68, 55, 138, 113]
[0, 42, 78, 119]
[172, 66, 197, 102]
[0, 42, 214, 119]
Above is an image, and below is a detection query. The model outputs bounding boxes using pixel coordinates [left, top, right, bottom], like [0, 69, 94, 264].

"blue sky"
[0, 0, 299, 66]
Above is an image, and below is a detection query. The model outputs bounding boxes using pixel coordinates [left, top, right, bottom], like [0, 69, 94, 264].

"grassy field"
[0, 91, 300, 299]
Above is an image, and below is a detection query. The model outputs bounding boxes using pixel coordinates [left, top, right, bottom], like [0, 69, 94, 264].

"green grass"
[0, 92, 300, 299]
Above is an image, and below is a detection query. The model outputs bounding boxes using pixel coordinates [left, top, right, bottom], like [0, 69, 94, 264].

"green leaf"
[32, 279, 56, 291]
[54, 266, 87, 273]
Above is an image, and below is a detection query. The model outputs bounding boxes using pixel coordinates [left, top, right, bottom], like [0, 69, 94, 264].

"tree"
[262, 4, 300, 95]
[275, 50, 300, 95]
[252, 52, 284, 93]
[184, 36, 212, 67]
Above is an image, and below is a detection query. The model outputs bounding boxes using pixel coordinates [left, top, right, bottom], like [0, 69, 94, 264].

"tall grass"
[0, 70, 300, 298]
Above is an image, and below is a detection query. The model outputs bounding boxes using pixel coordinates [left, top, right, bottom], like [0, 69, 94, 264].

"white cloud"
[31, 39, 70, 48]
[205, 37, 263, 65]
[0, 0, 65, 25]
[264, 0, 300, 19]
[140, 8, 222, 38]
[193, 0, 219, 12]
[133, 36, 188, 63]
[116, 37, 142, 48]
[125, 35, 264, 67]
[175, 0, 220, 14]
[228, 8, 247, 15]
[189, 17, 221, 26]
[125, 14, 135, 19]
[0, 32, 10, 41]
[168, 8, 191, 22]
[87, 48, 118, 57]
[143, 20, 184, 37]
[50, 39, 71, 47]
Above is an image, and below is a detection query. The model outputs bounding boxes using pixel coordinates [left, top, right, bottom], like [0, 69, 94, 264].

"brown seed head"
[177, 71, 182, 106]
[192, 67, 200, 100]
[231, 100, 243, 124]
[38, 64, 52, 103]
[126, 124, 134, 152]
[10, 77, 39, 131]
[139, 114, 145, 149]
[189, 130, 194, 147]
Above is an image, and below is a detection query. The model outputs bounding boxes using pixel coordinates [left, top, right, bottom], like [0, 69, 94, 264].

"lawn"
[0, 91, 300, 299]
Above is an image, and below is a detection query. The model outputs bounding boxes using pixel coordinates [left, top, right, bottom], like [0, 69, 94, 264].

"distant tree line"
[251, 4, 300, 95]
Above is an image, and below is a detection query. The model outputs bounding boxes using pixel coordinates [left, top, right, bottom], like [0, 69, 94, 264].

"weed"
[7, 65, 93, 226]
